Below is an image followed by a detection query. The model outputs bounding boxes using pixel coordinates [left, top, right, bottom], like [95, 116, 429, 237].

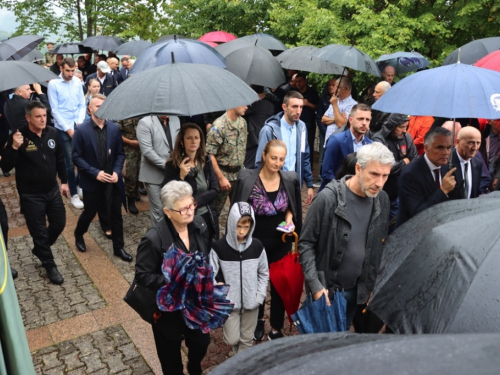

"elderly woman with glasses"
[135, 180, 211, 375]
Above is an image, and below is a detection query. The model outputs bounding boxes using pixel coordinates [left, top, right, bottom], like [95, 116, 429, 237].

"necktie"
[434, 168, 441, 189]
[463, 162, 469, 199]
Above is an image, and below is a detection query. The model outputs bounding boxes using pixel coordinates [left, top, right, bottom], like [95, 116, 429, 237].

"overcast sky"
[0, 9, 19, 33]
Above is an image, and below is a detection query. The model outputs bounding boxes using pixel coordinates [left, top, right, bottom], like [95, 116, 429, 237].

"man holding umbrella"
[298, 142, 394, 330]
[72, 94, 132, 262]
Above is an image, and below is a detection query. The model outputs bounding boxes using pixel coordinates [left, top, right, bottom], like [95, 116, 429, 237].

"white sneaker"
[77, 186, 83, 200]
[71, 194, 84, 209]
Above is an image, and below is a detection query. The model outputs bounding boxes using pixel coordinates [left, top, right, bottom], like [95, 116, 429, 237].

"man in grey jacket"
[298, 142, 394, 329]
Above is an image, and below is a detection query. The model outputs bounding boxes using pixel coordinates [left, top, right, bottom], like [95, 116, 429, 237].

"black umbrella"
[81, 36, 123, 51]
[19, 49, 44, 63]
[443, 37, 500, 65]
[0, 35, 44, 61]
[210, 332, 500, 375]
[51, 43, 94, 55]
[95, 62, 259, 120]
[0, 61, 58, 91]
[156, 34, 187, 43]
[368, 193, 500, 334]
[114, 40, 151, 57]
[216, 34, 287, 57]
[217, 44, 285, 88]
[276, 46, 344, 75]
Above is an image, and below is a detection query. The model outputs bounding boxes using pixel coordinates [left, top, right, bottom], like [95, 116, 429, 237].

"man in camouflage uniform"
[118, 117, 141, 214]
[206, 106, 248, 215]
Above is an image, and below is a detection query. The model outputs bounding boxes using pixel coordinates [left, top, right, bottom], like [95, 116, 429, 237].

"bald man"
[370, 81, 392, 133]
[382, 66, 396, 85]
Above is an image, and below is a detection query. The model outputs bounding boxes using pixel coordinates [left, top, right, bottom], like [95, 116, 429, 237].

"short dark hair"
[98, 53, 107, 61]
[251, 85, 264, 94]
[238, 215, 253, 226]
[121, 56, 129, 63]
[295, 72, 307, 80]
[62, 57, 76, 68]
[25, 101, 46, 116]
[424, 126, 452, 146]
[283, 90, 304, 105]
[349, 103, 371, 117]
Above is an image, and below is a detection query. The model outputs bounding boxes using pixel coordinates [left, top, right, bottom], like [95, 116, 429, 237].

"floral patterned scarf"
[249, 176, 289, 216]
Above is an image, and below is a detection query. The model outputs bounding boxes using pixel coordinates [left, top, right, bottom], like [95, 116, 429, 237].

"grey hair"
[337, 77, 352, 92]
[377, 81, 391, 94]
[424, 127, 451, 146]
[357, 143, 395, 169]
[74, 69, 82, 75]
[160, 181, 193, 209]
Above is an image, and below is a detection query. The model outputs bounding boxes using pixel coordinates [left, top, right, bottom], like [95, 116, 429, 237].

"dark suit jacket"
[320, 129, 373, 190]
[451, 148, 482, 199]
[230, 168, 303, 235]
[84, 72, 117, 97]
[396, 155, 458, 227]
[120, 67, 129, 81]
[72, 119, 125, 192]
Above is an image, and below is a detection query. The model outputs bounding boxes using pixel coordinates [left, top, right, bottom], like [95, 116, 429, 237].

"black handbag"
[124, 278, 161, 324]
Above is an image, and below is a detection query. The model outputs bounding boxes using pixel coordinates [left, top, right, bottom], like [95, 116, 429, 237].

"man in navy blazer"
[396, 127, 458, 228]
[319, 103, 373, 191]
[72, 94, 132, 261]
[451, 127, 483, 199]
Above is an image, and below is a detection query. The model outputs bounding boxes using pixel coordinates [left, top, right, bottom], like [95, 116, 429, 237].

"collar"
[424, 153, 441, 171]
[92, 119, 106, 129]
[339, 94, 353, 103]
[455, 149, 469, 164]
[280, 115, 295, 129]
[350, 129, 364, 144]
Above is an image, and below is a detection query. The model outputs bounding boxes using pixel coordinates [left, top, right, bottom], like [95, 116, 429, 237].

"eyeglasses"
[169, 201, 198, 215]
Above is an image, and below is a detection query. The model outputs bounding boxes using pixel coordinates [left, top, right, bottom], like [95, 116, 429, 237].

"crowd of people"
[1, 50, 500, 375]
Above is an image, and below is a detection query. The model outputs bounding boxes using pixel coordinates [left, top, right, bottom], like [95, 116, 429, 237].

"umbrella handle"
[282, 232, 299, 254]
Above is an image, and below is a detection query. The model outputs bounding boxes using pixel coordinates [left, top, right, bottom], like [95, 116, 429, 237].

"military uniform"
[118, 117, 141, 198]
[206, 112, 248, 215]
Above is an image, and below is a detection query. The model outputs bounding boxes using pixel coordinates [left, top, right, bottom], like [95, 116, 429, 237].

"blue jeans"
[57, 129, 77, 196]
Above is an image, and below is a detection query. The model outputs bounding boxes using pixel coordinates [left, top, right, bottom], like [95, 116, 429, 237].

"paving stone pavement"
[31, 326, 154, 374]
[1, 149, 321, 374]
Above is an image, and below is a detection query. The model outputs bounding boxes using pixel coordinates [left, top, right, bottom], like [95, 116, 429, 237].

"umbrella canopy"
[238, 33, 287, 53]
[372, 63, 500, 118]
[130, 38, 226, 74]
[369, 194, 500, 334]
[51, 42, 93, 55]
[0, 61, 58, 91]
[210, 332, 500, 375]
[376, 51, 430, 74]
[19, 49, 44, 63]
[95, 62, 259, 120]
[443, 37, 500, 65]
[291, 294, 346, 334]
[0, 35, 44, 61]
[199, 31, 237, 43]
[310, 44, 381, 77]
[114, 40, 151, 56]
[474, 49, 500, 73]
[156, 34, 187, 43]
[217, 43, 285, 88]
[276, 46, 344, 75]
[199, 41, 218, 48]
[81, 35, 123, 51]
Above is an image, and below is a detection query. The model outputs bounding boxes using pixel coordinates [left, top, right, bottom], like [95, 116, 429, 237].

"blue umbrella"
[372, 63, 500, 119]
[376, 51, 430, 74]
[291, 293, 347, 334]
[130, 37, 226, 74]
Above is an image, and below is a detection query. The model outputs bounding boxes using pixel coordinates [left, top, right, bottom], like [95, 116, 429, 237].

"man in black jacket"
[0, 102, 69, 284]
[84, 61, 117, 97]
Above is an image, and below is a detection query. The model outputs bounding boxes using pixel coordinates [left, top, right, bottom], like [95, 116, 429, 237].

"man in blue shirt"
[48, 57, 86, 209]
[255, 91, 314, 204]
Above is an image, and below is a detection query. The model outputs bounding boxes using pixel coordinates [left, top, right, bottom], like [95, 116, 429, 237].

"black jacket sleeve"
[55, 132, 68, 183]
[135, 228, 166, 292]
[0, 135, 19, 173]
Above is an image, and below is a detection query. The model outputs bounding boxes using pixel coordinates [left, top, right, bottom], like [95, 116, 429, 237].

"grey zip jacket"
[298, 176, 390, 304]
[209, 202, 269, 311]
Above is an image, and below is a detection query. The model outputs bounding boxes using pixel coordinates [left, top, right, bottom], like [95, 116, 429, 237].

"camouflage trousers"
[124, 146, 140, 198]
[214, 180, 236, 218]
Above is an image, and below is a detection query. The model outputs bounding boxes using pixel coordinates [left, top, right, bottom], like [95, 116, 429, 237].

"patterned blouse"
[248, 177, 289, 216]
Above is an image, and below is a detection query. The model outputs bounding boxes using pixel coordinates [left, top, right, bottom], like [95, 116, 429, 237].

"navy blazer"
[396, 155, 458, 228]
[451, 148, 482, 199]
[320, 129, 373, 190]
[120, 67, 128, 81]
[72, 119, 125, 192]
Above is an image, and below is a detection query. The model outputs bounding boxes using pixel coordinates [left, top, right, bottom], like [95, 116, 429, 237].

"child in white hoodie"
[209, 202, 269, 353]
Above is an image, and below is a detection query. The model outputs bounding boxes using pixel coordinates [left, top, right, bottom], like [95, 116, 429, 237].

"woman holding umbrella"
[135, 181, 211, 375]
[163, 123, 220, 241]
[231, 139, 302, 341]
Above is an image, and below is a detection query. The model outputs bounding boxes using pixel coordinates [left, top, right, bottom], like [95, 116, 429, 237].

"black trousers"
[0, 197, 8, 249]
[258, 279, 286, 331]
[306, 120, 316, 166]
[75, 184, 124, 250]
[152, 324, 210, 375]
[19, 186, 66, 268]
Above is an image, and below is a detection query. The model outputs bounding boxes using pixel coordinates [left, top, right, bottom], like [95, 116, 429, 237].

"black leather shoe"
[138, 186, 147, 195]
[114, 248, 133, 262]
[46, 267, 64, 284]
[75, 234, 87, 252]
[128, 197, 139, 215]
[11, 267, 18, 279]
[134, 192, 141, 202]
[3, 171, 10, 177]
